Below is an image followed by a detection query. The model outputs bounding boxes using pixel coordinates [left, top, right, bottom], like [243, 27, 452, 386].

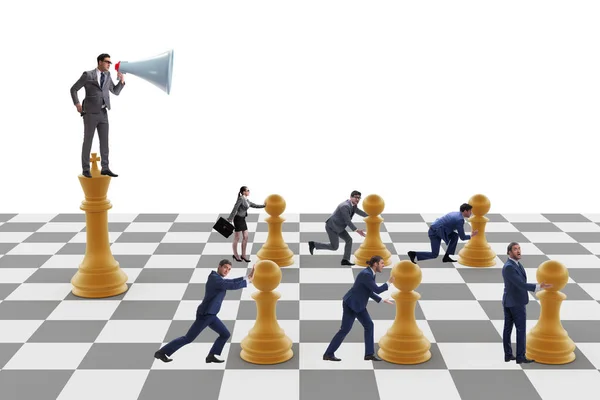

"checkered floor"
[2, 212, 600, 400]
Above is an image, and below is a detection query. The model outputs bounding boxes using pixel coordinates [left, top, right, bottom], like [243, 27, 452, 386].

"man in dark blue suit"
[502, 242, 551, 363]
[154, 259, 254, 363]
[408, 203, 479, 263]
[323, 255, 394, 361]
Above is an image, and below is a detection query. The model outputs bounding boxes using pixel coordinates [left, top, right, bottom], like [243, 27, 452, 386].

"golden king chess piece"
[353, 194, 392, 266]
[256, 194, 294, 267]
[240, 259, 293, 364]
[378, 260, 431, 364]
[526, 260, 576, 364]
[71, 153, 128, 298]
[457, 194, 496, 267]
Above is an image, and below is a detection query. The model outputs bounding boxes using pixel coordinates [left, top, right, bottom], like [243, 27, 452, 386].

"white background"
[1, 1, 598, 215]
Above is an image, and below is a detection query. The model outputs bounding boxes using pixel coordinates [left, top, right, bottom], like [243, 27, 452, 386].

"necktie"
[100, 73, 105, 88]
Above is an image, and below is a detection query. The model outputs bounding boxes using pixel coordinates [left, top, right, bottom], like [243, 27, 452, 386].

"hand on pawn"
[387, 276, 395, 285]
[356, 229, 366, 237]
[540, 282, 552, 290]
[472, 229, 479, 236]
[383, 299, 394, 305]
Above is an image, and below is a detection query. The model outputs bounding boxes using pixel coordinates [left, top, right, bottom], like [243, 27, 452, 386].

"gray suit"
[228, 196, 265, 220]
[70, 69, 125, 171]
[314, 200, 368, 260]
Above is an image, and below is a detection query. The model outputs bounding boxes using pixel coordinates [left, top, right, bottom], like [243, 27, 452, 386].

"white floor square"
[525, 370, 600, 400]
[299, 343, 374, 370]
[520, 232, 578, 243]
[579, 284, 600, 300]
[6, 242, 66, 255]
[143, 254, 200, 269]
[420, 268, 466, 284]
[161, 232, 211, 243]
[375, 370, 461, 400]
[203, 242, 253, 255]
[40, 255, 85, 269]
[383, 222, 431, 232]
[437, 343, 521, 369]
[418, 300, 490, 320]
[219, 370, 299, 400]
[6, 214, 57, 223]
[0, 268, 36, 283]
[299, 268, 355, 284]
[5, 283, 72, 300]
[57, 370, 149, 400]
[46, 300, 120, 320]
[109, 243, 159, 255]
[37, 223, 86, 232]
[0, 320, 44, 342]
[466, 283, 506, 301]
[95, 320, 172, 343]
[123, 283, 188, 301]
[0, 232, 33, 243]
[122, 268, 142, 283]
[574, 343, 600, 369]
[544, 254, 600, 268]
[557, 301, 600, 320]
[107, 214, 138, 222]
[501, 214, 551, 223]
[581, 243, 600, 255]
[300, 300, 344, 320]
[3, 343, 92, 369]
[554, 222, 600, 232]
[124, 222, 173, 232]
[174, 214, 219, 222]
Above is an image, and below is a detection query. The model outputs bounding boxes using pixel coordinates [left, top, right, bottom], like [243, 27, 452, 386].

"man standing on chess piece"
[323, 255, 394, 361]
[502, 242, 551, 364]
[70, 53, 125, 178]
[308, 190, 367, 266]
[154, 259, 254, 363]
[408, 203, 478, 264]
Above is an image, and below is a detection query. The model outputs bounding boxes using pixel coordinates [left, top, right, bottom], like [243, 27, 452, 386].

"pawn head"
[392, 260, 422, 292]
[536, 260, 568, 292]
[264, 194, 286, 216]
[466, 194, 490, 216]
[362, 194, 384, 216]
[252, 259, 282, 292]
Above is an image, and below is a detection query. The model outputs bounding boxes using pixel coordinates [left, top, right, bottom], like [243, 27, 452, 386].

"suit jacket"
[502, 259, 536, 308]
[70, 69, 125, 113]
[228, 196, 265, 220]
[429, 211, 471, 242]
[326, 200, 368, 233]
[343, 267, 388, 313]
[197, 271, 247, 315]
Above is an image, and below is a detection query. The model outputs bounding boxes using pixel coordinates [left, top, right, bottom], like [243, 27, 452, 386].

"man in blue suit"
[408, 203, 479, 263]
[154, 259, 254, 363]
[502, 242, 551, 363]
[309, 190, 367, 266]
[323, 255, 394, 361]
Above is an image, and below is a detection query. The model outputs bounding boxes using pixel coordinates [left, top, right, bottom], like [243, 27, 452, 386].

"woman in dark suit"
[227, 186, 265, 262]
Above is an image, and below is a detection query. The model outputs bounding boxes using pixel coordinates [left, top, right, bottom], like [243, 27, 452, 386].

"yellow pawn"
[240, 259, 293, 364]
[526, 260, 576, 364]
[256, 194, 294, 267]
[458, 194, 496, 267]
[378, 260, 431, 364]
[353, 194, 392, 266]
[71, 153, 128, 298]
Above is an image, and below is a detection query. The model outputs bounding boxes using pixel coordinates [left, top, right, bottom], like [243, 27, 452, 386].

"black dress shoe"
[505, 355, 516, 362]
[341, 259, 355, 266]
[364, 354, 382, 361]
[408, 251, 416, 263]
[517, 357, 534, 364]
[206, 354, 225, 363]
[82, 171, 92, 178]
[154, 351, 172, 363]
[101, 169, 118, 177]
[323, 354, 341, 361]
[309, 241, 315, 255]
[442, 255, 456, 263]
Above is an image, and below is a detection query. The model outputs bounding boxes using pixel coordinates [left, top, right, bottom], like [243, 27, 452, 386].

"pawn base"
[71, 260, 128, 298]
[526, 332, 576, 365]
[240, 335, 293, 365]
[458, 246, 496, 268]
